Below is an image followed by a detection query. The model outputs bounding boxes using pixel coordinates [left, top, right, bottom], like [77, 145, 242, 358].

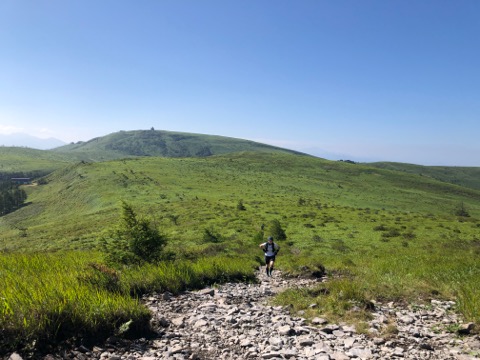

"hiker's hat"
[268, 236, 273, 241]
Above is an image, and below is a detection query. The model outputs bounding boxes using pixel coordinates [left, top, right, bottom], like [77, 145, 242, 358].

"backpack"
[264, 242, 279, 254]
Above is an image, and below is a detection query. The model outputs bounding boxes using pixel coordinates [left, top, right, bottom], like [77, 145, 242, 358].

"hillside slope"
[0, 146, 73, 174]
[0, 129, 310, 177]
[52, 129, 307, 160]
[3, 129, 479, 192]
[2, 152, 479, 251]
[369, 162, 480, 191]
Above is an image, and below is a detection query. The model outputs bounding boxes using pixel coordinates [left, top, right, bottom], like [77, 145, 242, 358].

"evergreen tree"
[0, 181, 27, 216]
[104, 201, 168, 265]
[268, 219, 287, 241]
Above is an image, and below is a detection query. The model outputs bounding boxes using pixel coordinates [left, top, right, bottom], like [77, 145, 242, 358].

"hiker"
[259, 236, 280, 277]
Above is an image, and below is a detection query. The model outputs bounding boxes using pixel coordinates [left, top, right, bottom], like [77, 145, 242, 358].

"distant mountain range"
[0, 133, 66, 150]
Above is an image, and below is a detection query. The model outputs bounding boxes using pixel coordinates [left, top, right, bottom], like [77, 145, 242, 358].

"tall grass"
[0, 252, 147, 353]
[0, 251, 257, 355]
[457, 283, 480, 324]
[121, 255, 257, 296]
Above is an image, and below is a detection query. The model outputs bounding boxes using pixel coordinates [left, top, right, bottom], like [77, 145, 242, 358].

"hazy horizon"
[1, 129, 479, 167]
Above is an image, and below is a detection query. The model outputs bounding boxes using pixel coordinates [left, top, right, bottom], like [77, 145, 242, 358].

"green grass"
[274, 212, 480, 326]
[2, 153, 479, 251]
[0, 129, 304, 174]
[0, 251, 149, 353]
[122, 255, 257, 296]
[52, 129, 305, 160]
[0, 147, 73, 174]
[0, 251, 258, 355]
[369, 161, 480, 191]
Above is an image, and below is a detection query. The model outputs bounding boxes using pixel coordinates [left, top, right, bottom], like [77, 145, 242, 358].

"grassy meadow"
[0, 147, 72, 174]
[369, 161, 480, 191]
[1, 150, 479, 353]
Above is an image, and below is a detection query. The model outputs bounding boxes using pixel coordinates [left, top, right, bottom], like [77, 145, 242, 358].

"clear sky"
[1, 1, 479, 166]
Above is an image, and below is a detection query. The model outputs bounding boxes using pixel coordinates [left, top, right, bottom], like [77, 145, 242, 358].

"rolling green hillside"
[3, 130, 479, 191]
[2, 152, 479, 251]
[0, 129, 308, 177]
[0, 146, 73, 174]
[369, 161, 480, 191]
[52, 129, 306, 161]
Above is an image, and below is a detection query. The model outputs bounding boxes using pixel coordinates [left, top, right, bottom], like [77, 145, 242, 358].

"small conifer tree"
[268, 219, 287, 241]
[104, 201, 168, 265]
[454, 202, 470, 217]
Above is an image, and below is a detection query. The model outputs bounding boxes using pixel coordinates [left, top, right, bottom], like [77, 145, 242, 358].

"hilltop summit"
[52, 129, 308, 160]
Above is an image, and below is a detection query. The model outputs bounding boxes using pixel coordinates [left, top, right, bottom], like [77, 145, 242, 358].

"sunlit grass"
[274, 230, 480, 326]
[122, 255, 257, 296]
[3, 153, 479, 251]
[457, 283, 480, 324]
[0, 251, 258, 354]
[0, 252, 146, 351]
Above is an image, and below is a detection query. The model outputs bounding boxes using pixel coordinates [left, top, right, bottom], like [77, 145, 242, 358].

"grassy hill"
[4, 129, 479, 191]
[0, 129, 307, 177]
[2, 152, 479, 251]
[369, 161, 480, 191]
[52, 129, 306, 161]
[0, 146, 73, 175]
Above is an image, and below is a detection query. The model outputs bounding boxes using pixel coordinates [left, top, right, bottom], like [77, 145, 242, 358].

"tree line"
[0, 171, 41, 217]
[0, 180, 27, 216]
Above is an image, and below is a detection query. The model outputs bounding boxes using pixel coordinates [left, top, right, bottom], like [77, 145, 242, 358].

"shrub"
[455, 202, 470, 217]
[381, 228, 401, 238]
[268, 219, 287, 241]
[103, 201, 168, 265]
[236, 200, 246, 211]
[253, 231, 264, 244]
[202, 228, 222, 243]
[331, 239, 350, 253]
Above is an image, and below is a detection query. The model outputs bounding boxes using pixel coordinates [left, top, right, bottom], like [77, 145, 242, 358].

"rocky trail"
[9, 269, 479, 360]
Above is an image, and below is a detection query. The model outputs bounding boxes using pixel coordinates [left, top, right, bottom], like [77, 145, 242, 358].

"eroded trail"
[21, 270, 480, 360]
[136, 271, 479, 360]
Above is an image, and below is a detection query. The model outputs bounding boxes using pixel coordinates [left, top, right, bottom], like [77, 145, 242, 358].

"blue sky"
[1, 1, 479, 166]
